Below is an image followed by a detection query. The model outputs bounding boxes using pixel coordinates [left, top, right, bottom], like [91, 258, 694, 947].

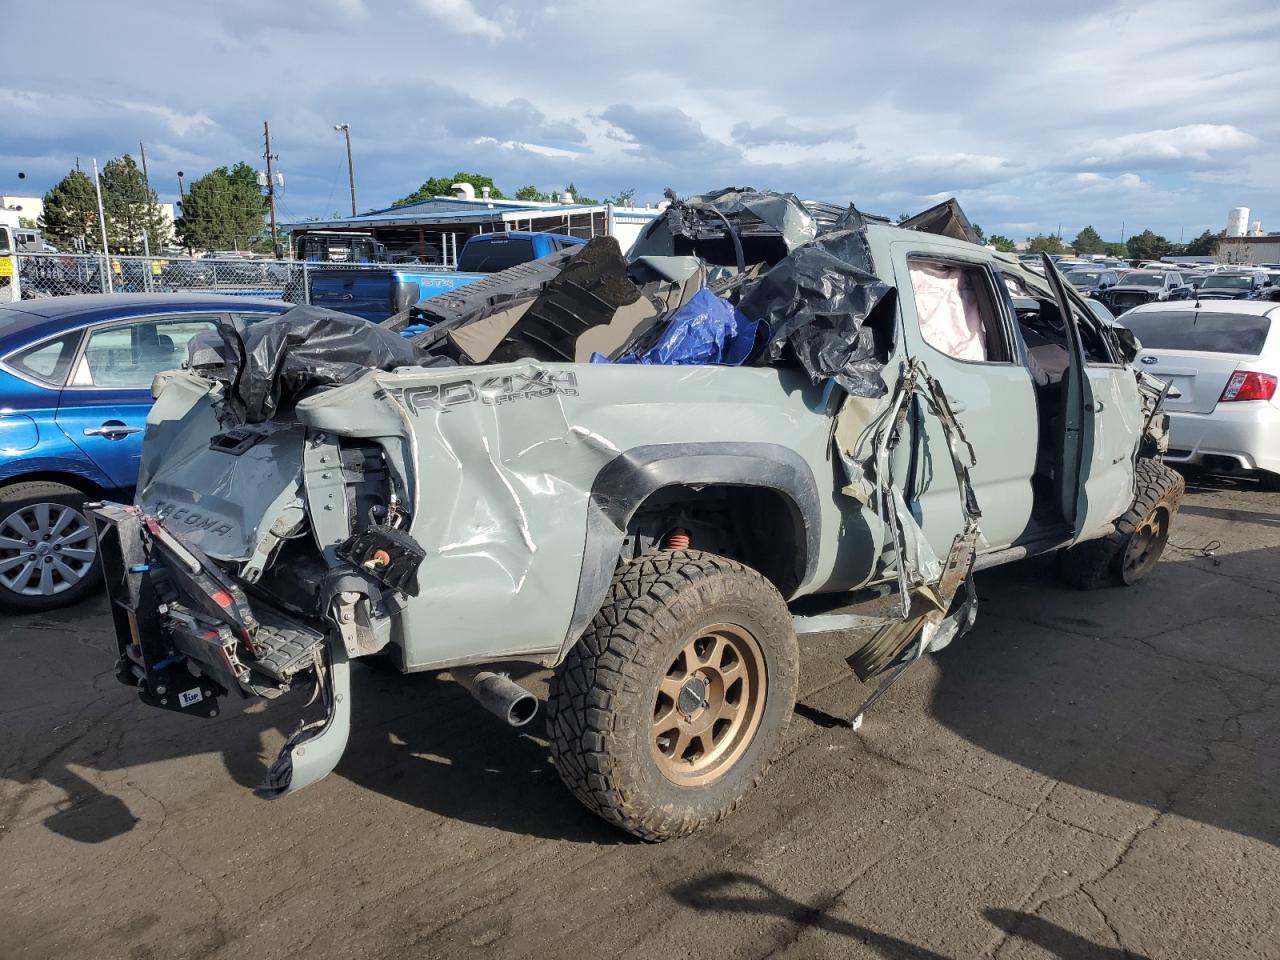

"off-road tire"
[547, 550, 799, 841]
[1057, 459, 1183, 590]
[0, 481, 102, 612]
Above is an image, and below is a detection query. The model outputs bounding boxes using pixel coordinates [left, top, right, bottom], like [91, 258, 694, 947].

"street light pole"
[334, 123, 356, 217]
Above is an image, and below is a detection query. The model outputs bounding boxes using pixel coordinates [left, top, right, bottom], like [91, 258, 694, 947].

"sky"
[3, 0, 1278, 243]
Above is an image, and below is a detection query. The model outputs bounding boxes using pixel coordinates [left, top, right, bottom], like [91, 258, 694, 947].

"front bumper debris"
[92, 502, 352, 797]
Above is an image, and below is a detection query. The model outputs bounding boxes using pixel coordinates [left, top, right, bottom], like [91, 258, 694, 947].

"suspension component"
[662, 528, 691, 550]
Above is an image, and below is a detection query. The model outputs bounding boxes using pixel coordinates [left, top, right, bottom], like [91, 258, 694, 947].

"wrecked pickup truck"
[92, 188, 1181, 841]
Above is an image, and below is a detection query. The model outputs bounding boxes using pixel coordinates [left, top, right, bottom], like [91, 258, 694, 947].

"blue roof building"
[280, 194, 612, 266]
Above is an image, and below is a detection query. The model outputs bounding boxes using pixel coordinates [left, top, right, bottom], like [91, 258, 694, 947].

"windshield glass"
[1201, 276, 1252, 290]
[1123, 310, 1271, 355]
[1124, 273, 1164, 287]
[1067, 272, 1102, 286]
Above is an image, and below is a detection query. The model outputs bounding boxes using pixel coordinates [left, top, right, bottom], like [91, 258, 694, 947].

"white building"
[0, 195, 43, 223]
[0, 193, 175, 244]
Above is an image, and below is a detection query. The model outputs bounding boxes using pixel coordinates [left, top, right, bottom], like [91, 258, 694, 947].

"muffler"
[452, 667, 539, 727]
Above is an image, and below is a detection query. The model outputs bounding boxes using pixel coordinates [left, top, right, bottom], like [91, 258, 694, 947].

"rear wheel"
[547, 551, 798, 841]
[0, 481, 101, 612]
[1058, 459, 1183, 589]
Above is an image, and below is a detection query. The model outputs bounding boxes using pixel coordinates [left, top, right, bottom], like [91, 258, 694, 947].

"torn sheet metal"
[898, 197, 982, 245]
[630, 187, 817, 265]
[840, 357, 983, 679]
[219, 306, 421, 423]
[738, 224, 892, 397]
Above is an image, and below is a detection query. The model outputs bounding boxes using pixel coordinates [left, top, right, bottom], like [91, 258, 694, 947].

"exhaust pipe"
[452, 667, 539, 727]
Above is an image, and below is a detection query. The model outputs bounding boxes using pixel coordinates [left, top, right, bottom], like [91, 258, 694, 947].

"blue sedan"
[0, 294, 290, 610]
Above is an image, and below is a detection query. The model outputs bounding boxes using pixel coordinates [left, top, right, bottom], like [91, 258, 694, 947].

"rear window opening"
[457, 238, 536, 273]
[1123, 311, 1272, 356]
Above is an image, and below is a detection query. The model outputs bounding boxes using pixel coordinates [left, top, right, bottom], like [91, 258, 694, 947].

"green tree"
[514, 185, 550, 201]
[395, 172, 505, 206]
[1071, 225, 1105, 255]
[18, 216, 38, 230]
[1183, 229, 1222, 257]
[988, 234, 1016, 252]
[1103, 241, 1130, 258]
[607, 188, 637, 207]
[100, 154, 168, 254]
[1027, 233, 1066, 255]
[971, 223, 986, 244]
[39, 169, 101, 252]
[1126, 229, 1171, 262]
[175, 162, 269, 253]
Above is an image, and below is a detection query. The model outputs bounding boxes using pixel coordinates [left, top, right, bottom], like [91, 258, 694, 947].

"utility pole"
[91, 158, 113, 293]
[334, 123, 356, 216]
[137, 141, 153, 263]
[263, 121, 279, 255]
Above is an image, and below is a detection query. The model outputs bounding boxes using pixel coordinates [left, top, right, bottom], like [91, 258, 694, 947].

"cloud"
[414, 0, 511, 41]
[1080, 124, 1259, 169]
[596, 104, 739, 164]
[731, 118, 857, 148]
[444, 98, 585, 148]
[4, 0, 1280, 238]
[1070, 172, 1147, 192]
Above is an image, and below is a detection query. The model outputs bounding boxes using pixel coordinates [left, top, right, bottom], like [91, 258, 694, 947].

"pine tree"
[39, 169, 100, 252]
[100, 155, 168, 254]
[175, 163, 268, 252]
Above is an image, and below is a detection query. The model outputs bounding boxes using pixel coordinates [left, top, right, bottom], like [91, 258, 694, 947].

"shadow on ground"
[2, 601, 618, 845]
[665, 872, 1141, 959]
[6, 485, 1277, 852]
[927, 542, 1279, 849]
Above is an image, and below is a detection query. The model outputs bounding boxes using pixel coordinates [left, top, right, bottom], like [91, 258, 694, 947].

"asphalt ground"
[3, 469, 1277, 959]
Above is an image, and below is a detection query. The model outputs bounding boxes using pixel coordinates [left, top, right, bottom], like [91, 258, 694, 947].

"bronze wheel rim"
[1122, 505, 1169, 581]
[650, 623, 767, 786]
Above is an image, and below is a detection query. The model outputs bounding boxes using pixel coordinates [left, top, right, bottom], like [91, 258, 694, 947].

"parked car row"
[0, 295, 290, 609]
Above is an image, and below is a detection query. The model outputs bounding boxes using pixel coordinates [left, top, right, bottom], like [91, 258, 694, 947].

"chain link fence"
[9, 253, 401, 304]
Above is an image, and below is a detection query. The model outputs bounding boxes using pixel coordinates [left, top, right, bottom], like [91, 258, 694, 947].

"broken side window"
[907, 258, 1011, 364]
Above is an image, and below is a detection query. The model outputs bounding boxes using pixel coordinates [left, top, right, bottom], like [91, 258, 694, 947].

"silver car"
[1123, 300, 1280, 487]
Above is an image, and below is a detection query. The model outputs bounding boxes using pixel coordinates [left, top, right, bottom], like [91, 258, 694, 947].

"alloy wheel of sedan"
[0, 502, 98, 597]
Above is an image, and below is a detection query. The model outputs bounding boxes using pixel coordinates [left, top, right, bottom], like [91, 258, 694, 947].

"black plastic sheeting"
[738, 208, 892, 397]
[218, 306, 423, 422]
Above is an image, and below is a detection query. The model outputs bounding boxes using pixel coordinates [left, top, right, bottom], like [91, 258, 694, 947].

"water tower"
[1226, 207, 1249, 237]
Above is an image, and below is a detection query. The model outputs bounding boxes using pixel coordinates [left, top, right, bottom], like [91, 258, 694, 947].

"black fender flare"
[558, 442, 821, 662]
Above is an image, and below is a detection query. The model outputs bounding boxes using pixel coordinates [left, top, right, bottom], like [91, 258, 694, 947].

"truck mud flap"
[257, 639, 351, 798]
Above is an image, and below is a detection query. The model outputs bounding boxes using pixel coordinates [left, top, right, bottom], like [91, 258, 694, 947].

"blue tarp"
[593, 288, 763, 367]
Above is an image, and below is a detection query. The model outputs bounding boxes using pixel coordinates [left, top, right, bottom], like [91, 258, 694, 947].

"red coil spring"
[662, 528, 691, 551]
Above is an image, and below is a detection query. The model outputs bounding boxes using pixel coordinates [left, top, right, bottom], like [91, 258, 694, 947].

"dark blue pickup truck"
[309, 231, 585, 322]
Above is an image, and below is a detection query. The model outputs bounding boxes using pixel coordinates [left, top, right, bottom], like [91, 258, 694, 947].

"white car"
[1122, 300, 1280, 488]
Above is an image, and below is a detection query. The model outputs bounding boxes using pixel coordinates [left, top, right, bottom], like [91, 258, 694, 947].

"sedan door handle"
[84, 424, 142, 438]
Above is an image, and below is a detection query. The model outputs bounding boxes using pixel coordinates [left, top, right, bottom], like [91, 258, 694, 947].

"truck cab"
[307, 232, 586, 323]
[455, 231, 585, 272]
[294, 231, 386, 264]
